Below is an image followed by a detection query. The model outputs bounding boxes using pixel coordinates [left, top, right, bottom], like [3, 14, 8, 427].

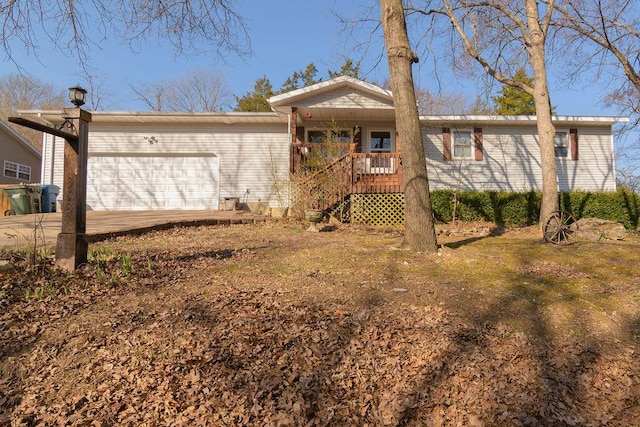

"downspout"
[611, 125, 617, 191]
[270, 106, 293, 208]
[40, 133, 47, 184]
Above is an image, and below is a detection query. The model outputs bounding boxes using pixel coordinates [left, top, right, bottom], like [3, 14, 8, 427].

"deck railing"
[290, 143, 403, 212]
[351, 153, 402, 194]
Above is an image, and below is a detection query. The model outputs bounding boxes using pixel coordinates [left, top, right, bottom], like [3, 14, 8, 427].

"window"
[453, 130, 472, 158]
[306, 129, 352, 143]
[554, 131, 568, 158]
[370, 131, 392, 152]
[3, 161, 31, 181]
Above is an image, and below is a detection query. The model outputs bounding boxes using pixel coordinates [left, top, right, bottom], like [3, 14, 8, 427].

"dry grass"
[1, 221, 639, 425]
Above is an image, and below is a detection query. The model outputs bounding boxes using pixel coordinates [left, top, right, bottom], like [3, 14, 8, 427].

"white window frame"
[3, 160, 31, 181]
[452, 129, 473, 159]
[356, 129, 396, 174]
[369, 130, 394, 153]
[554, 130, 569, 158]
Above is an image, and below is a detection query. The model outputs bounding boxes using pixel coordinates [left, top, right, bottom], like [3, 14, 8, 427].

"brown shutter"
[474, 127, 483, 161]
[296, 126, 305, 142]
[570, 128, 579, 160]
[443, 127, 452, 160]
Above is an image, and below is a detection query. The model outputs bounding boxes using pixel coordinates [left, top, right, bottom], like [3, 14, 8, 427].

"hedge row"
[430, 189, 640, 230]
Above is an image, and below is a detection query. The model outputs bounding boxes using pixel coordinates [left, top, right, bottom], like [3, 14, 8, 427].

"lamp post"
[55, 86, 92, 271]
[68, 85, 87, 107]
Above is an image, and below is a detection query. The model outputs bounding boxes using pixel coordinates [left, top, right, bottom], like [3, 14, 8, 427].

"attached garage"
[87, 154, 219, 210]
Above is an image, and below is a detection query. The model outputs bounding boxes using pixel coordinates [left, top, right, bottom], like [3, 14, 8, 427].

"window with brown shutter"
[570, 128, 579, 161]
[474, 127, 483, 161]
[443, 127, 452, 160]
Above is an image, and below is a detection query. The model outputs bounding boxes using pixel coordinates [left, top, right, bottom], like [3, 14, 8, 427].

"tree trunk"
[525, 0, 559, 226]
[381, 0, 438, 252]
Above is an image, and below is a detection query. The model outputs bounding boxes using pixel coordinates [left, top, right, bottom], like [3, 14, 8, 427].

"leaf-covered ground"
[1, 222, 639, 426]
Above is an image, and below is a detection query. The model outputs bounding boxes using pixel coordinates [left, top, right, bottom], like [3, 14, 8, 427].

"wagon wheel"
[543, 210, 578, 244]
[3, 209, 15, 216]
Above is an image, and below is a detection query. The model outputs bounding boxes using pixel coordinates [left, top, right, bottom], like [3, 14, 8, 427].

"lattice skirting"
[349, 193, 405, 226]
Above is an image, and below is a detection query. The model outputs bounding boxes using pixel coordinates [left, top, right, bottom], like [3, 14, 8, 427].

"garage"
[86, 154, 219, 210]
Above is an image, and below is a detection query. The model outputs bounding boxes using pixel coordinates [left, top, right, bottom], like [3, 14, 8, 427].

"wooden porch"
[290, 142, 403, 211]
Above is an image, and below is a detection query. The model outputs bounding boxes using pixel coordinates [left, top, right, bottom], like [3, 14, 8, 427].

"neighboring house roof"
[0, 119, 41, 158]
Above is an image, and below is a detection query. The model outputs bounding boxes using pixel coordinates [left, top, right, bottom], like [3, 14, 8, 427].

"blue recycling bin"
[41, 185, 60, 213]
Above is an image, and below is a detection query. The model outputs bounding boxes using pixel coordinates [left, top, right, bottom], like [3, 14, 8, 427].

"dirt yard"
[1, 221, 639, 426]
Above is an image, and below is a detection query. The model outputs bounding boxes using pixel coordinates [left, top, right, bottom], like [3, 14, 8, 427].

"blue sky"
[0, 0, 623, 117]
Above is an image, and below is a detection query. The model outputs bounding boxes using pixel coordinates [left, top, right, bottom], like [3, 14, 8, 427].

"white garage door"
[87, 154, 220, 210]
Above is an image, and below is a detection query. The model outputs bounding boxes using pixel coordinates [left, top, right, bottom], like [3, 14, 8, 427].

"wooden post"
[56, 108, 92, 271]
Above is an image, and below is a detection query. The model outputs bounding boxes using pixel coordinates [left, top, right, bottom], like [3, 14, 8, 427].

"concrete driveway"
[0, 210, 265, 250]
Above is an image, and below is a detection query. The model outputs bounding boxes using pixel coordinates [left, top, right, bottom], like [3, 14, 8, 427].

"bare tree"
[129, 69, 230, 112]
[129, 82, 168, 112]
[381, 0, 438, 253]
[0, 1, 250, 72]
[380, 77, 475, 114]
[0, 73, 65, 149]
[415, 87, 473, 115]
[408, 0, 560, 229]
[546, 0, 640, 191]
[166, 69, 230, 112]
[547, 0, 640, 118]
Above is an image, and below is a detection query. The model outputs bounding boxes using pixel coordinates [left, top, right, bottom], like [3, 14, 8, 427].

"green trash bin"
[2, 185, 42, 215]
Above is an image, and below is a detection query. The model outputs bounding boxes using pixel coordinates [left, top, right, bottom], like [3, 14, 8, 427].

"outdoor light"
[68, 86, 87, 107]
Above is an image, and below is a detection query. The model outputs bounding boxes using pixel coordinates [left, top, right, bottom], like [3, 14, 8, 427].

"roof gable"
[269, 76, 393, 112]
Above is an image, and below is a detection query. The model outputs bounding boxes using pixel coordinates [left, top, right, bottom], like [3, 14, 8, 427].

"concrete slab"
[0, 210, 266, 250]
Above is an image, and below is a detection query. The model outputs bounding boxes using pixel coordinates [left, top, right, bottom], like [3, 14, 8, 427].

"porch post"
[290, 107, 298, 144]
[56, 108, 92, 271]
[396, 129, 404, 189]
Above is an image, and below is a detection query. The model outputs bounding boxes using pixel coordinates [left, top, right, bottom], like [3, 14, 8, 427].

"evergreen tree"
[491, 68, 557, 116]
[328, 59, 361, 79]
[492, 68, 537, 115]
[234, 76, 275, 112]
[279, 63, 319, 93]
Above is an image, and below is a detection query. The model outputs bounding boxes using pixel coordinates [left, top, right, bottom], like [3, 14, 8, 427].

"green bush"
[429, 189, 640, 230]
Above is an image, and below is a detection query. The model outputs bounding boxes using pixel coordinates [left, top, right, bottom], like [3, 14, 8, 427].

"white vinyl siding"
[298, 87, 394, 110]
[86, 122, 289, 209]
[424, 125, 615, 192]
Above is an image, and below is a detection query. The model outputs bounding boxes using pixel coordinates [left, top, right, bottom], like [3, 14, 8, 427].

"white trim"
[420, 115, 628, 126]
[452, 129, 474, 159]
[554, 129, 569, 159]
[17, 110, 287, 126]
[3, 160, 32, 181]
[269, 75, 393, 106]
[368, 129, 395, 153]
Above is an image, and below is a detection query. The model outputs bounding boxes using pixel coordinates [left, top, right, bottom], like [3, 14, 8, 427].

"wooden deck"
[290, 143, 402, 211]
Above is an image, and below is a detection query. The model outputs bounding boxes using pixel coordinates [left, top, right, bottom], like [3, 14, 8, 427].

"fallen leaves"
[0, 223, 639, 425]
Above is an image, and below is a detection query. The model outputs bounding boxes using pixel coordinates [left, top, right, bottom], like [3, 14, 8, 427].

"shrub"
[429, 189, 640, 230]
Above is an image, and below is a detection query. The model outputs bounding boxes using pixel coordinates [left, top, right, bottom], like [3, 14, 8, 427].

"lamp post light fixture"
[68, 85, 87, 107]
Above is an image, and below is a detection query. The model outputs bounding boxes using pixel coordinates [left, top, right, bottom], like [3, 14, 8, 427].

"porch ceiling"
[295, 107, 396, 124]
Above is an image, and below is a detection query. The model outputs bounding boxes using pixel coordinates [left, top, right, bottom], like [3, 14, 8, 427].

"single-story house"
[0, 119, 41, 185]
[24, 76, 626, 217]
